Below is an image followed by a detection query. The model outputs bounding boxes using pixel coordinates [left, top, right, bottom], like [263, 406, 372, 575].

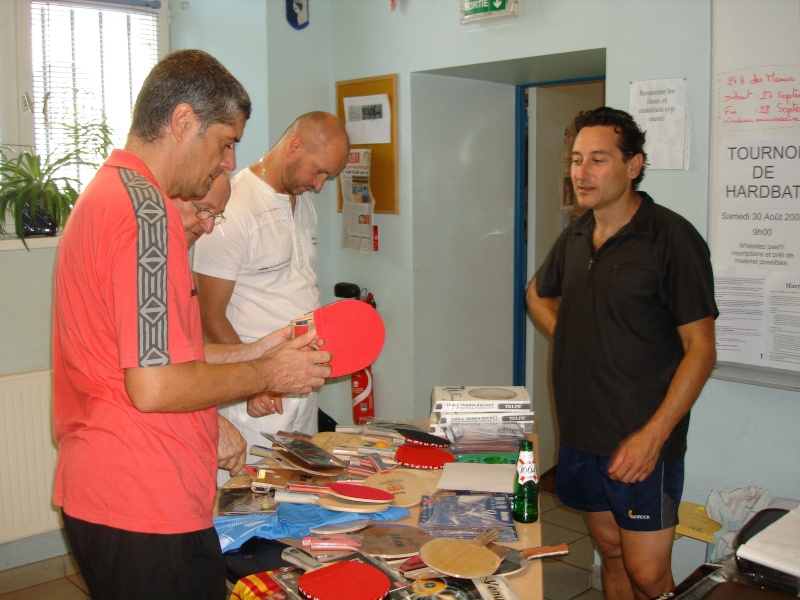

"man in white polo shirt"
[193, 111, 349, 484]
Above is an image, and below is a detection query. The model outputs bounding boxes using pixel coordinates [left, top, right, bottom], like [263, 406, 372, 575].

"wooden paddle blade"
[352, 524, 433, 558]
[363, 469, 441, 508]
[418, 528, 502, 579]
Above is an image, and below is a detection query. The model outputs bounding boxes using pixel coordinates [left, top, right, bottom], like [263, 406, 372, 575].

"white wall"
[410, 73, 516, 415]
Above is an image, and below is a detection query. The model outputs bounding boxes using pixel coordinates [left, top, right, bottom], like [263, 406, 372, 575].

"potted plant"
[0, 114, 113, 249]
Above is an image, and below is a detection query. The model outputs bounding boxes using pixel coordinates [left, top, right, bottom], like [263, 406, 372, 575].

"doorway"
[519, 81, 605, 473]
[409, 52, 605, 463]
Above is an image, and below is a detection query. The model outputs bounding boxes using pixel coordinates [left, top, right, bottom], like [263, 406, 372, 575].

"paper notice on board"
[629, 77, 688, 169]
[715, 65, 800, 132]
[343, 94, 391, 144]
[715, 269, 800, 370]
[340, 149, 375, 255]
[712, 135, 800, 372]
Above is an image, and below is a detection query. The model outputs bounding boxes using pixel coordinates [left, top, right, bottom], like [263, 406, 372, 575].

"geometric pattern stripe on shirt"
[119, 167, 171, 367]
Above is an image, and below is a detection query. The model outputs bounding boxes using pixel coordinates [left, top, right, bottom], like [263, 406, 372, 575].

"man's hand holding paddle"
[255, 330, 333, 395]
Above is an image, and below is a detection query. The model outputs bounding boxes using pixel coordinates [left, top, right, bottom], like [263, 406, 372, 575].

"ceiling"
[418, 48, 606, 86]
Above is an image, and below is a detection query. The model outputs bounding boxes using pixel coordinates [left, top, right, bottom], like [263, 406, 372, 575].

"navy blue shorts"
[555, 445, 684, 531]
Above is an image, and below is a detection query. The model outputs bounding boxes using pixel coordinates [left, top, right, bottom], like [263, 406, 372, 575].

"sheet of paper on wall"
[344, 94, 391, 144]
[629, 77, 688, 169]
[340, 149, 375, 255]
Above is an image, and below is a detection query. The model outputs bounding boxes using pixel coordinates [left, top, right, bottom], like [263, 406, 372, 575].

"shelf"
[0, 236, 61, 251]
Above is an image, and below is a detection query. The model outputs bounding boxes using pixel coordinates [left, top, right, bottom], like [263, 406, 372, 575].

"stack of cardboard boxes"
[429, 385, 534, 436]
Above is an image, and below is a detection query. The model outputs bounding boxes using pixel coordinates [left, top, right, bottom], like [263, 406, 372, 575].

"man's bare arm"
[525, 277, 560, 336]
[124, 331, 331, 412]
[195, 272, 240, 344]
[608, 316, 717, 483]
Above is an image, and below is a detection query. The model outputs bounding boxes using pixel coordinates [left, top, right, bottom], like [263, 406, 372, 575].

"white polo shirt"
[193, 168, 320, 341]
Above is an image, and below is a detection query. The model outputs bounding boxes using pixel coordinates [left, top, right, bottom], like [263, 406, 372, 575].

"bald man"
[193, 112, 350, 484]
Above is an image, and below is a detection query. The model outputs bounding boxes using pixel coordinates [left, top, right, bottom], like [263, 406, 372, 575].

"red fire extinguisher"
[352, 291, 376, 424]
[351, 365, 375, 425]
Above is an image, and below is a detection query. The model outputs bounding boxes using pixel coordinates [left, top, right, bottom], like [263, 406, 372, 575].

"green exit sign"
[461, 0, 519, 24]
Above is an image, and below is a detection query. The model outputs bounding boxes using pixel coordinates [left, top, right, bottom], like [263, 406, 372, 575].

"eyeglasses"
[191, 201, 226, 225]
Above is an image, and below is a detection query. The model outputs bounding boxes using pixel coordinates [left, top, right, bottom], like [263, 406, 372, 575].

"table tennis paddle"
[397, 555, 445, 580]
[302, 524, 434, 559]
[399, 543, 528, 579]
[273, 450, 348, 477]
[281, 547, 391, 600]
[273, 489, 392, 513]
[285, 481, 395, 504]
[418, 527, 503, 579]
[290, 299, 385, 378]
[393, 445, 454, 470]
[392, 426, 451, 449]
[310, 431, 364, 454]
[487, 542, 570, 576]
[248, 468, 339, 494]
[309, 519, 372, 535]
[327, 482, 395, 504]
[362, 468, 441, 508]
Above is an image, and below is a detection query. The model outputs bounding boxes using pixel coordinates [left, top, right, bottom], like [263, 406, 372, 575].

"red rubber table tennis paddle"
[394, 444, 455, 470]
[393, 426, 451, 448]
[290, 299, 385, 378]
[281, 546, 391, 600]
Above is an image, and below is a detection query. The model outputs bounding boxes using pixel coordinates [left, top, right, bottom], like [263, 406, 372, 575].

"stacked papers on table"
[417, 493, 518, 542]
[736, 505, 800, 578]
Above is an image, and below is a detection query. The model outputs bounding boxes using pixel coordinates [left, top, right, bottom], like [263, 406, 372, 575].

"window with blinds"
[30, 0, 160, 187]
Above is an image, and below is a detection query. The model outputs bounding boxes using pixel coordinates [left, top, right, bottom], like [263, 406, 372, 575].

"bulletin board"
[707, 0, 800, 391]
[336, 74, 398, 214]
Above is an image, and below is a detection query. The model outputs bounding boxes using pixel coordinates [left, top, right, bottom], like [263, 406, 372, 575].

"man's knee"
[624, 554, 673, 596]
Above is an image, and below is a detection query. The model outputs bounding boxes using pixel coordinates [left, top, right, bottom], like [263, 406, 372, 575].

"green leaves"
[0, 118, 110, 249]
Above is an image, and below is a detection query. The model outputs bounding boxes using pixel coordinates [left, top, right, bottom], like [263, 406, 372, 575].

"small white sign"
[629, 77, 688, 170]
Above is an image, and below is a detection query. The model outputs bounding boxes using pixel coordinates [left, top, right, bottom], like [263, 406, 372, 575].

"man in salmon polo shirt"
[51, 49, 333, 600]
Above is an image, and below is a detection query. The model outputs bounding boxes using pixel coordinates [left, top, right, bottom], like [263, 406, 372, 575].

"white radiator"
[0, 369, 61, 543]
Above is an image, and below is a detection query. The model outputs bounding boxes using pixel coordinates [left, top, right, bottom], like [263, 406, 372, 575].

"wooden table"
[218, 426, 543, 599]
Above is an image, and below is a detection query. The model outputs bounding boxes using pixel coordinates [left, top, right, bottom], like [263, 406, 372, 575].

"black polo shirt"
[535, 193, 718, 461]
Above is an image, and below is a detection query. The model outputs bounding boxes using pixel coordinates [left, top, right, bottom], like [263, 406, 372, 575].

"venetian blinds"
[30, 0, 160, 187]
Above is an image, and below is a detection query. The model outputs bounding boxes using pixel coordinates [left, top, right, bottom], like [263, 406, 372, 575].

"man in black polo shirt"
[527, 107, 718, 600]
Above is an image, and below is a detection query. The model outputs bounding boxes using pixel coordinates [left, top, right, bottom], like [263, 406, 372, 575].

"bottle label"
[517, 450, 538, 484]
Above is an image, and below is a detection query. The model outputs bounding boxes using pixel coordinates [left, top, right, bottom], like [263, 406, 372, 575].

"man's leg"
[62, 510, 227, 600]
[586, 510, 634, 600]
[620, 526, 676, 600]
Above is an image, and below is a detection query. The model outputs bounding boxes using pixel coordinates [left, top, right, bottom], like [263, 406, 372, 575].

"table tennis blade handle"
[519, 543, 570, 560]
[250, 444, 273, 458]
[302, 535, 361, 551]
[281, 546, 324, 572]
[471, 527, 501, 548]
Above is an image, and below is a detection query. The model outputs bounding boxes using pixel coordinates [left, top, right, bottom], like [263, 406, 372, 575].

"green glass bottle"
[512, 439, 539, 523]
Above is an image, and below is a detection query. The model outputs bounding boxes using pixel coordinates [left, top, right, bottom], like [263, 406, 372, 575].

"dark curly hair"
[574, 107, 648, 190]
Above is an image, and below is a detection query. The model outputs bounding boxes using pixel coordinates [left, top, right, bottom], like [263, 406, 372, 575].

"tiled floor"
[0, 491, 602, 600]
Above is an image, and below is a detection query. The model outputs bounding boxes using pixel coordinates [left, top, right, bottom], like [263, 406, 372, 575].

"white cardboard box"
[430, 385, 532, 412]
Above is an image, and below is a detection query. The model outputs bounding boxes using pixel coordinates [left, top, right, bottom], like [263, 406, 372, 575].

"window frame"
[0, 0, 169, 152]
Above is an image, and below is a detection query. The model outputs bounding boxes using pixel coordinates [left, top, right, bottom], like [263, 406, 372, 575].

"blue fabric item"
[214, 503, 410, 552]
